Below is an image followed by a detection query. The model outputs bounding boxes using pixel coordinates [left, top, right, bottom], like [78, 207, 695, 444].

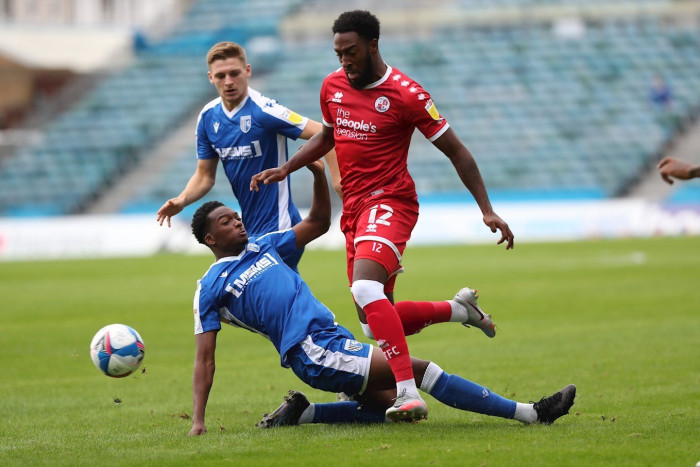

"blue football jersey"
[193, 229, 337, 366]
[196, 88, 307, 236]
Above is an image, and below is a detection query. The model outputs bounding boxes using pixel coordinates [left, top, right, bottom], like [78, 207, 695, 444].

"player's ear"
[368, 38, 379, 53]
[207, 70, 214, 84]
[204, 232, 216, 247]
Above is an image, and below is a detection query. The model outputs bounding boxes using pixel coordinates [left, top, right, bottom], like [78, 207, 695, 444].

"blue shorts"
[287, 326, 373, 396]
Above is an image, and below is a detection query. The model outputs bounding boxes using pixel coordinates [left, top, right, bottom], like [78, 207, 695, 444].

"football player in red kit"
[251, 10, 513, 423]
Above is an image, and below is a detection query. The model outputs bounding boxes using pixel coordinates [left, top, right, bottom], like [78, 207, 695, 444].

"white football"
[90, 324, 145, 377]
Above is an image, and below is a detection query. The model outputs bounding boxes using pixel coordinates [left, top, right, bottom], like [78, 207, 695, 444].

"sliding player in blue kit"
[186, 160, 575, 435]
[157, 41, 340, 271]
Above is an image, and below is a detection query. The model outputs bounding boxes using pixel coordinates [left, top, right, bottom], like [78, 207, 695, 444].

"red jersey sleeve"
[402, 82, 449, 142]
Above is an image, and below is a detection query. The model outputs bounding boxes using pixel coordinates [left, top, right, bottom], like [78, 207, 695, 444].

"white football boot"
[453, 287, 497, 338]
[385, 389, 428, 423]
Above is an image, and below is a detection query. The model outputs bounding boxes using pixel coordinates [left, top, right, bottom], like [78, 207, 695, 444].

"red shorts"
[341, 198, 419, 293]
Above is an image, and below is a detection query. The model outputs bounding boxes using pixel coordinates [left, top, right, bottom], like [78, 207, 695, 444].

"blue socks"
[302, 363, 517, 424]
[311, 401, 386, 424]
[428, 371, 516, 419]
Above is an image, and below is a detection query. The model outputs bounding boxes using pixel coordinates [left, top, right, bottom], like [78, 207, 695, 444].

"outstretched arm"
[432, 128, 514, 249]
[300, 120, 343, 199]
[292, 160, 332, 249]
[251, 124, 335, 192]
[189, 330, 217, 436]
[158, 158, 218, 227]
[658, 157, 700, 184]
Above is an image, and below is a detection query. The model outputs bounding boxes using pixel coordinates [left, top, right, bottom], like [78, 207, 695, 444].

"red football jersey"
[320, 65, 449, 214]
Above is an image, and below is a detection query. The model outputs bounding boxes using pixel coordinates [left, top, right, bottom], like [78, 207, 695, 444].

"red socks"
[363, 298, 414, 382]
[394, 300, 452, 336]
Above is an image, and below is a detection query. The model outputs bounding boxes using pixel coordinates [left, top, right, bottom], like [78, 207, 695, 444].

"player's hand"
[157, 198, 186, 227]
[250, 167, 288, 192]
[306, 159, 325, 175]
[188, 423, 207, 436]
[657, 157, 694, 184]
[483, 212, 514, 250]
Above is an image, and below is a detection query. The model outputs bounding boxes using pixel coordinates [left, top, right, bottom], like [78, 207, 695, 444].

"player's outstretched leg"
[420, 362, 576, 425]
[258, 382, 576, 427]
[257, 391, 387, 427]
[385, 287, 496, 338]
[532, 384, 577, 424]
[390, 300, 452, 336]
[452, 287, 496, 338]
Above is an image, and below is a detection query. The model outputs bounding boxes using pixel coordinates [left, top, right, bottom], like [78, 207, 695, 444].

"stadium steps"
[83, 112, 201, 214]
[20, 72, 107, 134]
[0, 73, 105, 162]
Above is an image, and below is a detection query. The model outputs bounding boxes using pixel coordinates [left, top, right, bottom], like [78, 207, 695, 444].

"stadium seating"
[0, 0, 303, 216]
[131, 12, 698, 210]
[1, 1, 699, 217]
[0, 53, 210, 216]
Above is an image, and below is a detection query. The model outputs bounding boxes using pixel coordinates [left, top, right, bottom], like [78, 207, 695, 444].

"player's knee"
[351, 280, 386, 309]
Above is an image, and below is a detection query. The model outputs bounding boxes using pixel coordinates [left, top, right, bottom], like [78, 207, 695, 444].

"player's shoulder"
[196, 97, 222, 131]
[253, 229, 297, 254]
[323, 67, 346, 85]
[254, 228, 294, 245]
[198, 97, 222, 120]
[247, 87, 278, 112]
[247, 87, 287, 117]
[383, 67, 436, 114]
[385, 67, 424, 93]
[320, 69, 344, 99]
[248, 88, 307, 128]
[200, 257, 234, 284]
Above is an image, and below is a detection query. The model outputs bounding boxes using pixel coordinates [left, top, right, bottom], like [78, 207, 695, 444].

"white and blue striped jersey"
[196, 88, 308, 236]
[193, 229, 337, 367]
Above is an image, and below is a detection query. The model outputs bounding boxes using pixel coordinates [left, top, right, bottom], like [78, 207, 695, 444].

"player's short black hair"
[191, 200, 225, 245]
[332, 10, 380, 41]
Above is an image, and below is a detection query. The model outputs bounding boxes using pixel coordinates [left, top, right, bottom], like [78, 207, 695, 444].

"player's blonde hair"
[206, 41, 247, 67]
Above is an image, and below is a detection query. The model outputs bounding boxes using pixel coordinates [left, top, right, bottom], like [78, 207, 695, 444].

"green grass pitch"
[1, 237, 699, 466]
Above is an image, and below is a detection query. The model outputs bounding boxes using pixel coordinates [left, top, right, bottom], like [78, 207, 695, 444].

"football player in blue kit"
[157, 41, 340, 271]
[187, 160, 575, 436]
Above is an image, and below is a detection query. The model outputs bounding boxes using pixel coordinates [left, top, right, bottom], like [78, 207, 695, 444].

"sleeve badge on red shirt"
[424, 99, 441, 121]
